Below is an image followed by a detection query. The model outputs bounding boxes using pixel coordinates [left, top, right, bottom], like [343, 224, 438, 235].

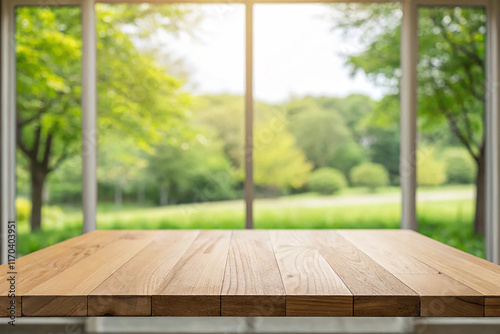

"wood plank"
[396, 274, 483, 317]
[153, 230, 232, 316]
[373, 230, 500, 316]
[0, 230, 128, 317]
[269, 230, 352, 316]
[312, 230, 419, 317]
[2, 231, 127, 293]
[376, 230, 500, 290]
[221, 230, 285, 316]
[0, 255, 22, 318]
[485, 297, 500, 317]
[22, 232, 158, 316]
[0, 296, 21, 318]
[339, 230, 484, 317]
[88, 230, 199, 316]
[51, 229, 127, 249]
[24, 229, 112, 250]
[406, 231, 500, 274]
[88, 296, 151, 317]
[22, 296, 87, 317]
[338, 230, 438, 274]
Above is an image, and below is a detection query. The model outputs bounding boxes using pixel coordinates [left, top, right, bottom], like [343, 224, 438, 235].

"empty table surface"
[1, 229, 500, 317]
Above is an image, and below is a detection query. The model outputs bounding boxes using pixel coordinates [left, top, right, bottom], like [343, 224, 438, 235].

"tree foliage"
[443, 147, 476, 184]
[330, 4, 487, 233]
[18, 4, 487, 234]
[417, 147, 447, 187]
[287, 100, 354, 169]
[147, 129, 236, 205]
[16, 6, 194, 230]
[334, 5, 485, 154]
[16, 8, 82, 174]
[254, 119, 312, 192]
[192, 94, 245, 169]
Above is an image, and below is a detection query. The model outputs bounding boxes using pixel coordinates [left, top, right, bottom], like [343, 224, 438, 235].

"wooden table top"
[1, 229, 500, 318]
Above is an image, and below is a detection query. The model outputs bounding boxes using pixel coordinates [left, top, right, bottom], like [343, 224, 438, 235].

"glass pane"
[254, 3, 402, 229]
[417, 6, 486, 257]
[16, 6, 82, 255]
[96, 4, 245, 229]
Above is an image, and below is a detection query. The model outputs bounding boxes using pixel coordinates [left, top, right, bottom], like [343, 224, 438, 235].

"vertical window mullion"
[400, 0, 418, 231]
[245, 2, 254, 229]
[486, 0, 500, 264]
[82, 0, 98, 234]
[1, 0, 16, 264]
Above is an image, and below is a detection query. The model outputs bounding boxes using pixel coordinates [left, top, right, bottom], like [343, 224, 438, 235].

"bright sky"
[158, 4, 385, 103]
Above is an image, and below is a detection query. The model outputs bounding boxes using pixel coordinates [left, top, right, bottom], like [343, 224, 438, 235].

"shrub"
[417, 147, 447, 186]
[16, 198, 31, 222]
[443, 148, 476, 184]
[15, 198, 65, 227]
[350, 163, 389, 191]
[308, 168, 347, 195]
[328, 142, 367, 176]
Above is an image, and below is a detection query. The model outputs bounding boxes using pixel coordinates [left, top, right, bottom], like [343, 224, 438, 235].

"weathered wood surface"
[1, 229, 499, 317]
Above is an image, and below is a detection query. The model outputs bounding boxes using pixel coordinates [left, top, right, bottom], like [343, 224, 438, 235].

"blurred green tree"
[286, 97, 370, 174]
[443, 147, 476, 184]
[97, 135, 148, 207]
[364, 127, 400, 185]
[288, 106, 353, 169]
[331, 4, 487, 234]
[192, 94, 244, 170]
[16, 6, 192, 230]
[146, 128, 236, 205]
[417, 147, 447, 186]
[254, 120, 312, 196]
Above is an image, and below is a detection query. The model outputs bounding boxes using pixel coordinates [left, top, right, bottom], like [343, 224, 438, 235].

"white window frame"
[1, 0, 499, 264]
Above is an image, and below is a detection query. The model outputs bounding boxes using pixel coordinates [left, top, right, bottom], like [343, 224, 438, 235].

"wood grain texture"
[375, 230, 500, 295]
[1, 229, 499, 318]
[396, 274, 483, 317]
[221, 230, 285, 316]
[0, 231, 128, 295]
[0, 296, 21, 318]
[154, 295, 220, 317]
[22, 296, 87, 317]
[339, 230, 484, 317]
[88, 296, 151, 317]
[312, 231, 419, 316]
[89, 230, 199, 316]
[485, 297, 500, 317]
[370, 230, 500, 317]
[270, 230, 352, 316]
[153, 230, 232, 316]
[0, 230, 128, 317]
[338, 230, 439, 274]
[23, 233, 158, 316]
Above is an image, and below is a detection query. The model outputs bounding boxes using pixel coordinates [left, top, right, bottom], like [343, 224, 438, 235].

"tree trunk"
[30, 167, 45, 232]
[474, 148, 486, 236]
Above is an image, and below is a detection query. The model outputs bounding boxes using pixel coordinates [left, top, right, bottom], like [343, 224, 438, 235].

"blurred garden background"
[15, 3, 486, 257]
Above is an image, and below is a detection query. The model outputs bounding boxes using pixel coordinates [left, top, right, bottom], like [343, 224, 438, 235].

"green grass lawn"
[16, 186, 484, 259]
[273, 184, 473, 198]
